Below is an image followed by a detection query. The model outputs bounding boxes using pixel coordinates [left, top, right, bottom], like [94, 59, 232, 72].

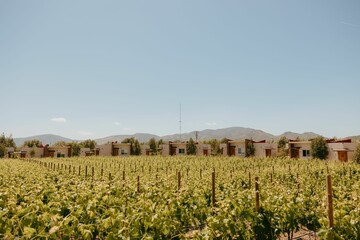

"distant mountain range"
[12, 127, 344, 147]
[14, 134, 73, 147]
[13, 127, 359, 147]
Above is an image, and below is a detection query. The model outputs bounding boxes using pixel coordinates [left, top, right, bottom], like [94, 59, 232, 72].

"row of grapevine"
[0, 156, 359, 239]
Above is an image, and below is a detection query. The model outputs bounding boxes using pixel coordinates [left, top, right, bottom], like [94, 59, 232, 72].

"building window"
[179, 148, 185, 154]
[237, 148, 242, 155]
[121, 149, 127, 155]
[303, 150, 310, 157]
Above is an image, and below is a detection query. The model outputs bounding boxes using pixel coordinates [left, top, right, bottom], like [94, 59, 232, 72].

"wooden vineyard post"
[69, 165, 71, 174]
[85, 166, 88, 177]
[270, 173, 273, 183]
[177, 172, 181, 191]
[122, 171, 125, 188]
[101, 168, 104, 178]
[137, 176, 140, 193]
[200, 169, 202, 179]
[92, 167, 94, 179]
[212, 171, 216, 207]
[248, 172, 251, 189]
[255, 176, 260, 212]
[327, 175, 334, 228]
[73, 166, 75, 174]
[78, 166, 81, 176]
[109, 172, 112, 181]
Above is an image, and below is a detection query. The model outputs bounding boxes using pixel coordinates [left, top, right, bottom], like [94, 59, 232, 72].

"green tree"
[353, 143, 360, 164]
[311, 136, 329, 160]
[80, 139, 96, 150]
[122, 138, 141, 155]
[30, 149, 36, 158]
[0, 133, 16, 148]
[148, 138, 157, 155]
[277, 136, 288, 157]
[68, 142, 81, 156]
[187, 138, 197, 155]
[0, 145, 5, 158]
[23, 139, 42, 148]
[157, 139, 164, 148]
[246, 140, 256, 157]
[53, 141, 68, 147]
[220, 138, 229, 144]
[0, 133, 16, 158]
[206, 139, 222, 155]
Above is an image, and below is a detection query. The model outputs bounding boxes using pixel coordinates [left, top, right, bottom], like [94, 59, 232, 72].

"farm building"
[162, 142, 187, 156]
[220, 139, 276, 157]
[327, 139, 356, 162]
[196, 143, 211, 156]
[288, 140, 312, 159]
[161, 141, 211, 156]
[80, 148, 99, 157]
[96, 142, 131, 157]
[252, 140, 278, 157]
[19, 145, 72, 158]
[4, 147, 15, 158]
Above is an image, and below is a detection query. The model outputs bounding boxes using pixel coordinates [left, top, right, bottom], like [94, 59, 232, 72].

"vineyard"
[0, 156, 359, 239]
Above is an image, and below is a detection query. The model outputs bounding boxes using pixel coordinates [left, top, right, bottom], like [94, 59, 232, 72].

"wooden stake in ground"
[248, 172, 251, 188]
[255, 176, 260, 212]
[327, 175, 334, 228]
[177, 172, 181, 191]
[212, 171, 216, 207]
[137, 176, 140, 193]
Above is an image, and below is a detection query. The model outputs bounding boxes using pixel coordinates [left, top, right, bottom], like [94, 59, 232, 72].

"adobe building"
[196, 143, 211, 156]
[80, 148, 99, 157]
[220, 139, 276, 157]
[19, 144, 72, 158]
[96, 142, 131, 156]
[252, 140, 278, 157]
[4, 147, 15, 158]
[288, 140, 312, 159]
[327, 139, 356, 162]
[162, 142, 187, 156]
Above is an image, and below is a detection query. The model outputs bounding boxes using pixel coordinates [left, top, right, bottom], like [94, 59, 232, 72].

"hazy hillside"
[13, 127, 338, 146]
[277, 131, 321, 140]
[95, 133, 160, 145]
[162, 127, 275, 141]
[347, 135, 360, 142]
[14, 134, 73, 147]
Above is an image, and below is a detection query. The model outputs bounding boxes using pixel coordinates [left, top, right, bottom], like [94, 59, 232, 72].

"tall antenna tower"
[179, 103, 182, 141]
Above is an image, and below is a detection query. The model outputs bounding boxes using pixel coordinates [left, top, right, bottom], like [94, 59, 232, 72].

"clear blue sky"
[1, 0, 359, 140]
